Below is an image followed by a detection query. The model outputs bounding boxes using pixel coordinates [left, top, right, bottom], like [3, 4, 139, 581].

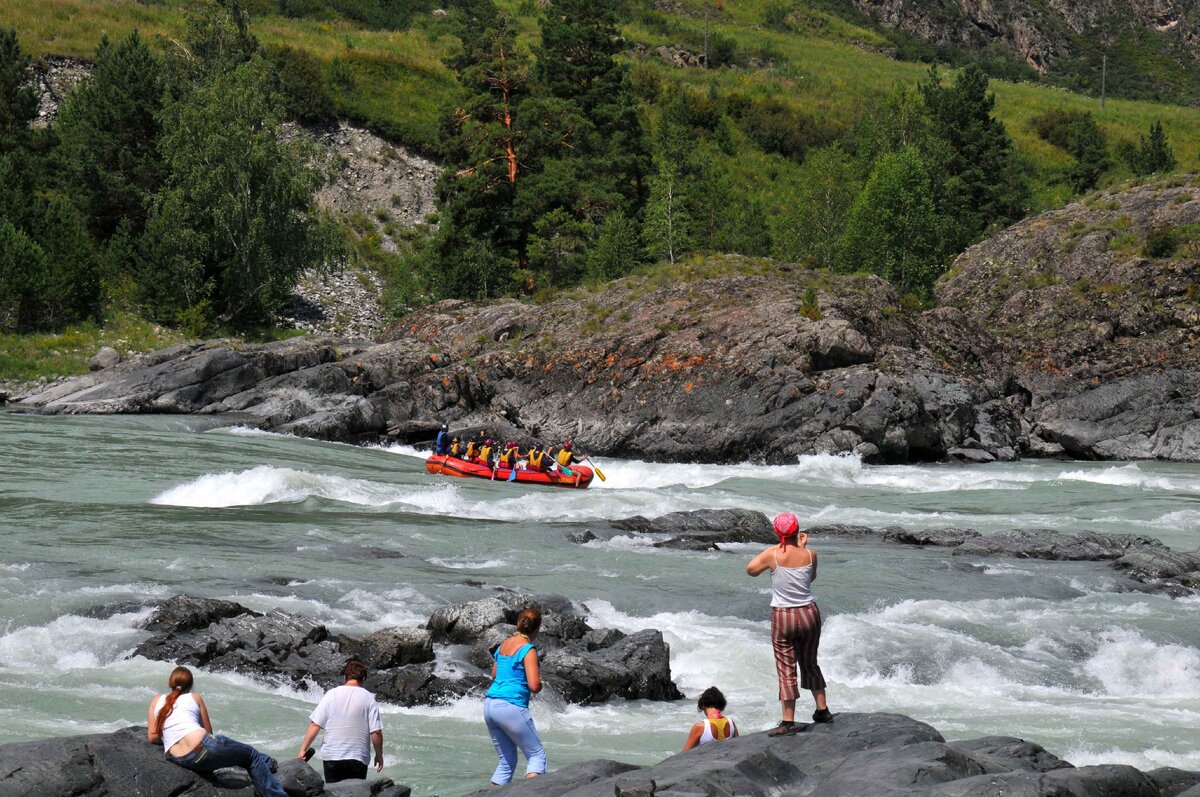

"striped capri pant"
[771, 603, 826, 700]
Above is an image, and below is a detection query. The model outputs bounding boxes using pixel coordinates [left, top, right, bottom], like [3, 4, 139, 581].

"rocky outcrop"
[939, 179, 1200, 462]
[458, 712, 1199, 797]
[0, 726, 410, 797]
[131, 591, 682, 707]
[17, 263, 1019, 462]
[283, 120, 440, 339]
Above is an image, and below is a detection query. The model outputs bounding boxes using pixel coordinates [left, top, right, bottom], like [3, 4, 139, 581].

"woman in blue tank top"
[483, 607, 546, 785]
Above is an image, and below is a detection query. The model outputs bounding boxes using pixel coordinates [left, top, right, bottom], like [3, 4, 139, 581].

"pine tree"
[1063, 114, 1109, 193]
[0, 28, 37, 155]
[586, 209, 640, 280]
[535, 0, 649, 213]
[1123, 120, 1177, 177]
[430, 6, 531, 296]
[0, 219, 46, 332]
[55, 30, 165, 240]
[918, 65, 1027, 245]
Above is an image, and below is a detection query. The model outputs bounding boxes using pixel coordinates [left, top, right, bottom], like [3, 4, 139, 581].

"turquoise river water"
[2, 413, 1198, 795]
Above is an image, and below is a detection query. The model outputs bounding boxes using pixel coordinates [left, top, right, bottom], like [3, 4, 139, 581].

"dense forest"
[0, 0, 1187, 341]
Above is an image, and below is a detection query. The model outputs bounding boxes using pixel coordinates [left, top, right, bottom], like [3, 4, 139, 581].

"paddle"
[580, 456, 606, 482]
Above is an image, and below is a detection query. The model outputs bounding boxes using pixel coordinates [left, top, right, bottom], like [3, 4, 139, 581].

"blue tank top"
[486, 642, 535, 707]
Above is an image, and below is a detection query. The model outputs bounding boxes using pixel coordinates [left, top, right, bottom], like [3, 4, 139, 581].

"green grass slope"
[8, 0, 1199, 211]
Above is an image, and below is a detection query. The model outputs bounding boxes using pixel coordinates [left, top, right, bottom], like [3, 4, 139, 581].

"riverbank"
[11, 178, 1200, 465]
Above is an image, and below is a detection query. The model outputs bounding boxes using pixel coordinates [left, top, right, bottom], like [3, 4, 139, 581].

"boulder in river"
[132, 591, 683, 707]
[609, 509, 775, 550]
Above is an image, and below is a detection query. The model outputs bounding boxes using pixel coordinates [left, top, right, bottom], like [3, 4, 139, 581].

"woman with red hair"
[746, 512, 833, 736]
[147, 666, 288, 797]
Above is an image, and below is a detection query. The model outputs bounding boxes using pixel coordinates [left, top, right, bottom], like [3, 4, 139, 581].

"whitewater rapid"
[3, 414, 1199, 795]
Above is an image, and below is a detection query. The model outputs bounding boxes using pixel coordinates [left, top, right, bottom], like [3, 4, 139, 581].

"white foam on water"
[0, 611, 149, 672]
[1082, 627, 1200, 698]
[1, 563, 33, 572]
[427, 557, 511, 570]
[218, 426, 275, 437]
[1055, 463, 1191, 491]
[150, 465, 429, 508]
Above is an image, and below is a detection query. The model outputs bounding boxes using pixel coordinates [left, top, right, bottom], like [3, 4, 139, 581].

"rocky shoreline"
[9, 178, 1200, 465]
[3, 712, 1196, 797]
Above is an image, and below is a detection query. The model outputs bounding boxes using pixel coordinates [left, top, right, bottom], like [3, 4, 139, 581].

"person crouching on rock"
[148, 666, 288, 797]
[682, 686, 739, 750]
[483, 608, 546, 785]
[746, 513, 833, 735]
[297, 658, 384, 783]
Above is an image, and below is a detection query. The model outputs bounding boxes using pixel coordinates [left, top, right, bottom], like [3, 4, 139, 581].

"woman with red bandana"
[746, 512, 833, 736]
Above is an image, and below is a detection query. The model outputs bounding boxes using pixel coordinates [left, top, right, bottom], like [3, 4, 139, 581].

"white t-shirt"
[155, 693, 204, 752]
[311, 684, 383, 765]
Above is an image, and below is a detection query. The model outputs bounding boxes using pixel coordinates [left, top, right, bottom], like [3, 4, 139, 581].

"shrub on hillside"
[268, 44, 336, 121]
[738, 98, 835, 161]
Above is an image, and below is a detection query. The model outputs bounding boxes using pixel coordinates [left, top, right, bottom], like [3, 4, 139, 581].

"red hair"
[154, 666, 194, 737]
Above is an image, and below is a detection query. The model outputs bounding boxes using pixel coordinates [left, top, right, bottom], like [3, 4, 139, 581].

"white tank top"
[155, 693, 204, 752]
[699, 717, 736, 745]
[770, 549, 815, 607]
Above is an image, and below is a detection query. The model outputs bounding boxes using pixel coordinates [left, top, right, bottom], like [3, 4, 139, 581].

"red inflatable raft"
[425, 454, 594, 489]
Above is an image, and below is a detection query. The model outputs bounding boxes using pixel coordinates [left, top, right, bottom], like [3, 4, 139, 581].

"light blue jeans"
[167, 733, 288, 797]
[483, 697, 546, 784]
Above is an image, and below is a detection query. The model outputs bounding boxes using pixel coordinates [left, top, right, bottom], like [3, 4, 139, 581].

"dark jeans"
[324, 758, 368, 782]
[167, 733, 288, 797]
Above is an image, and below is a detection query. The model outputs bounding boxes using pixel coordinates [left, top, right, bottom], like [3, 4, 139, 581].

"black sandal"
[768, 721, 800, 737]
[812, 708, 834, 723]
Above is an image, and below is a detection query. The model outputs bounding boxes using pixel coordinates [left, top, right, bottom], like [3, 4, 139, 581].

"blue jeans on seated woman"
[167, 733, 288, 797]
[483, 697, 546, 785]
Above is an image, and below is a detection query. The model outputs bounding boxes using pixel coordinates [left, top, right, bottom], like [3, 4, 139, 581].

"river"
[2, 413, 1198, 795]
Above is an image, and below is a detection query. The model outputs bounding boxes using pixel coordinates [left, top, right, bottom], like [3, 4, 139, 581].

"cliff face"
[852, 0, 1199, 80]
[939, 176, 1200, 460]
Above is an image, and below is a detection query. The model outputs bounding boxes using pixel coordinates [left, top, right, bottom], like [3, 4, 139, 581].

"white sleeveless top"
[699, 717, 736, 745]
[770, 550, 815, 607]
[155, 693, 204, 752]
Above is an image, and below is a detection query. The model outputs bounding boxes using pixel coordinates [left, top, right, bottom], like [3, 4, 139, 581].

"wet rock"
[1112, 548, 1200, 581]
[138, 594, 256, 634]
[1145, 767, 1200, 797]
[953, 529, 1164, 561]
[0, 725, 411, 797]
[883, 527, 982, 547]
[948, 736, 1073, 773]
[611, 509, 774, 549]
[460, 760, 641, 797]
[133, 592, 681, 707]
[87, 346, 121, 371]
[565, 529, 598, 545]
[341, 627, 435, 668]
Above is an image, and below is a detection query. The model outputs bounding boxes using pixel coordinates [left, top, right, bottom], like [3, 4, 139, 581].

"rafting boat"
[425, 454, 594, 488]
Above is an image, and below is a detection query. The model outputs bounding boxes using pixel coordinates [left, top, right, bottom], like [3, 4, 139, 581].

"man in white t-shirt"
[297, 659, 384, 782]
